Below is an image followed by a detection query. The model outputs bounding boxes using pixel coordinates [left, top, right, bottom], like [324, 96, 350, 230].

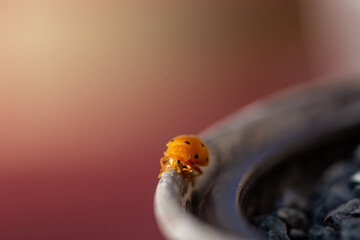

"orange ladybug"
[158, 135, 209, 181]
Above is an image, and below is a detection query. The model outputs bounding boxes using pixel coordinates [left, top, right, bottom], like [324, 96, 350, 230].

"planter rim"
[154, 75, 360, 240]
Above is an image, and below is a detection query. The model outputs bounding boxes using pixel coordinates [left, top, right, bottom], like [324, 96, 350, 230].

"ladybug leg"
[158, 169, 164, 179]
[181, 170, 193, 181]
[184, 174, 193, 182]
[158, 164, 165, 179]
[181, 164, 193, 174]
[163, 154, 184, 174]
[158, 156, 169, 178]
[160, 158, 165, 169]
[192, 166, 203, 177]
[160, 156, 168, 169]
[180, 164, 195, 181]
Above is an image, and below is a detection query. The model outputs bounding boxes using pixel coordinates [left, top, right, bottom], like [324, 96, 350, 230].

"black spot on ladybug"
[206, 158, 208, 162]
[194, 154, 199, 159]
[185, 141, 190, 145]
[177, 160, 180, 164]
[201, 143, 205, 147]
[170, 139, 174, 142]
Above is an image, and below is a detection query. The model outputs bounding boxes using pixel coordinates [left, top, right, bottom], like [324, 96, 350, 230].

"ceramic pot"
[154, 77, 360, 240]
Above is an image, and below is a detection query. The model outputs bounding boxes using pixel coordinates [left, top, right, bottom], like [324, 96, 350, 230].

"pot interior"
[239, 123, 360, 226]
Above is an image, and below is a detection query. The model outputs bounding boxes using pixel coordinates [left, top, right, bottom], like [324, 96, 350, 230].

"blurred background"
[1, 1, 360, 239]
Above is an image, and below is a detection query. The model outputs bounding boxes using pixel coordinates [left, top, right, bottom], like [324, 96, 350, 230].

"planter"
[154, 77, 360, 240]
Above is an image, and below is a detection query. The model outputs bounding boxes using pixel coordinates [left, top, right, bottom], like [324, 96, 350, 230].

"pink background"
[1, 1, 360, 239]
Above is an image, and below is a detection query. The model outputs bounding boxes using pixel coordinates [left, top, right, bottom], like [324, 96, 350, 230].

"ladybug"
[158, 135, 209, 181]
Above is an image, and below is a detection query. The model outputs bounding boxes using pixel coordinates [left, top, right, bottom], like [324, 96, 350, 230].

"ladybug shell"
[166, 135, 209, 166]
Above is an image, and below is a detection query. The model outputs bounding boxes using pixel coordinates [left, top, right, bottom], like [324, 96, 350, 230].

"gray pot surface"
[154, 77, 360, 240]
